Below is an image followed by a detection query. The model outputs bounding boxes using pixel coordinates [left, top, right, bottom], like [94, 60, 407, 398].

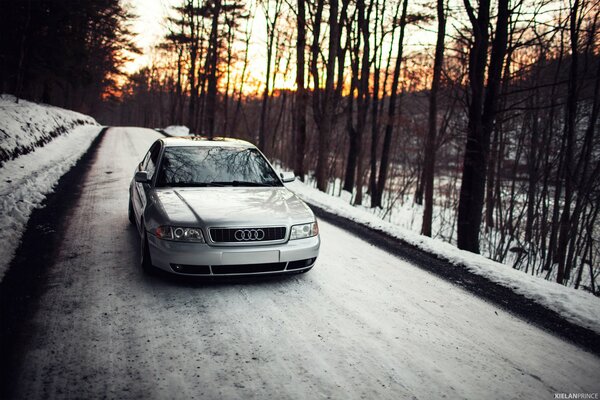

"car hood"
[149, 187, 315, 227]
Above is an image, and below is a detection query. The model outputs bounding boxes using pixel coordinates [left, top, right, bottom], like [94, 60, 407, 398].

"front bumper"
[147, 233, 320, 276]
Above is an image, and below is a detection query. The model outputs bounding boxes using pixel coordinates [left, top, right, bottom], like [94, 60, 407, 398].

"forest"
[1, 0, 599, 293]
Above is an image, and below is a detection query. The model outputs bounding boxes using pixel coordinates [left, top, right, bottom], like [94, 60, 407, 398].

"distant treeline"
[0, 0, 135, 114]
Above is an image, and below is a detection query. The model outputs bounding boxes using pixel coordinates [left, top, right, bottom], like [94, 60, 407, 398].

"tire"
[128, 196, 135, 225]
[140, 230, 155, 275]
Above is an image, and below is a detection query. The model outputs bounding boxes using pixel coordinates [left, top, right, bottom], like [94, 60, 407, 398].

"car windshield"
[155, 146, 282, 188]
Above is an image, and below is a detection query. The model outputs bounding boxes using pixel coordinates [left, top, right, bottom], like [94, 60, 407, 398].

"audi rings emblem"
[234, 229, 265, 241]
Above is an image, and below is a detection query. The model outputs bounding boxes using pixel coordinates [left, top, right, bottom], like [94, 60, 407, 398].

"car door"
[133, 142, 161, 230]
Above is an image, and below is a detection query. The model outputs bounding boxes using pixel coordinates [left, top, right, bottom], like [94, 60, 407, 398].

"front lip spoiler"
[168, 260, 316, 276]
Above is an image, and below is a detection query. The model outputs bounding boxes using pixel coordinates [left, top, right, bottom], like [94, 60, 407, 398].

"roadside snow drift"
[0, 96, 101, 281]
[162, 125, 190, 136]
[0, 95, 97, 166]
[286, 180, 600, 336]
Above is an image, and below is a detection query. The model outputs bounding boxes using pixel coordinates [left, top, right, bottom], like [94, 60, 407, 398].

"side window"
[146, 143, 161, 180]
[141, 150, 151, 170]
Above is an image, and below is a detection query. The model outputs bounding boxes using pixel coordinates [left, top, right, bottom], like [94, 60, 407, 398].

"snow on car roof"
[161, 136, 256, 148]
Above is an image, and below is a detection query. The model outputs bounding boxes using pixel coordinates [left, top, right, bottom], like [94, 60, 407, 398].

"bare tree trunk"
[186, 0, 198, 132]
[421, 0, 446, 237]
[223, 16, 235, 135]
[353, 0, 372, 205]
[556, 0, 580, 283]
[524, 55, 543, 243]
[204, 0, 221, 139]
[485, 127, 498, 229]
[369, 0, 384, 207]
[457, 0, 509, 253]
[294, 0, 307, 180]
[171, 45, 184, 124]
[259, 0, 283, 152]
[312, 0, 340, 192]
[197, 33, 208, 135]
[563, 51, 600, 281]
[343, 62, 358, 193]
[232, 9, 254, 134]
[374, 0, 408, 208]
[542, 28, 566, 272]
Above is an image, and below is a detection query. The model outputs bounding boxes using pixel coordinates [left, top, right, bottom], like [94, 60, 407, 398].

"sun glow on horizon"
[123, 0, 286, 95]
[122, 0, 446, 98]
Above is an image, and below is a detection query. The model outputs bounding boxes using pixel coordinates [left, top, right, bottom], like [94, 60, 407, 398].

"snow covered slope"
[286, 180, 600, 336]
[0, 96, 102, 281]
[0, 95, 98, 166]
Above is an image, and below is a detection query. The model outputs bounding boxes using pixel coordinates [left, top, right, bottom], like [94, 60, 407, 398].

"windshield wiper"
[210, 180, 279, 187]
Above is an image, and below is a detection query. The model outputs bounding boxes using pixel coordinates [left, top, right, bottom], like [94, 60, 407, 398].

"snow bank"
[162, 125, 190, 136]
[0, 94, 98, 166]
[286, 180, 600, 335]
[0, 97, 101, 281]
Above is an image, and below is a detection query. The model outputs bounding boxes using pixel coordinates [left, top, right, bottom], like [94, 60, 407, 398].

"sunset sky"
[124, 0, 177, 73]
[124, 0, 440, 91]
[125, 0, 270, 81]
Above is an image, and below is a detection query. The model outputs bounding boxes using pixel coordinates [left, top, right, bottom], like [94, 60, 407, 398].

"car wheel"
[128, 196, 135, 225]
[140, 230, 155, 275]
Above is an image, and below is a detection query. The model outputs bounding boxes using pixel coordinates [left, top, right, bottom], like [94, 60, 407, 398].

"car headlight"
[290, 222, 318, 240]
[154, 225, 205, 243]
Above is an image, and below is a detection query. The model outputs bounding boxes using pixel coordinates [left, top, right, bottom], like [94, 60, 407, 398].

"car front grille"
[209, 227, 286, 243]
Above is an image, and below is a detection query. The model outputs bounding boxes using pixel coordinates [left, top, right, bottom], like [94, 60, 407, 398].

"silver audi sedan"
[128, 136, 320, 276]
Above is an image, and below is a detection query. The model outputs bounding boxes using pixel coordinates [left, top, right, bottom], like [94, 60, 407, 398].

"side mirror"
[135, 171, 150, 183]
[280, 171, 296, 183]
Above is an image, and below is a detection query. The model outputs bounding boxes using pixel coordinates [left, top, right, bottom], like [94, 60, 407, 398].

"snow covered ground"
[1, 98, 597, 337]
[286, 180, 600, 336]
[0, 96, 101, 281]
[10, 127, 600, 399]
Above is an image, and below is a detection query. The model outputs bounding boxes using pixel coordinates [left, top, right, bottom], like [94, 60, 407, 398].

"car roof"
[161, 136, 256, 148]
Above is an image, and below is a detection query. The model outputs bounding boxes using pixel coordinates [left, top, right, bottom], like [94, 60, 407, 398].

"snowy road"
[7, 128, 600, 399]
